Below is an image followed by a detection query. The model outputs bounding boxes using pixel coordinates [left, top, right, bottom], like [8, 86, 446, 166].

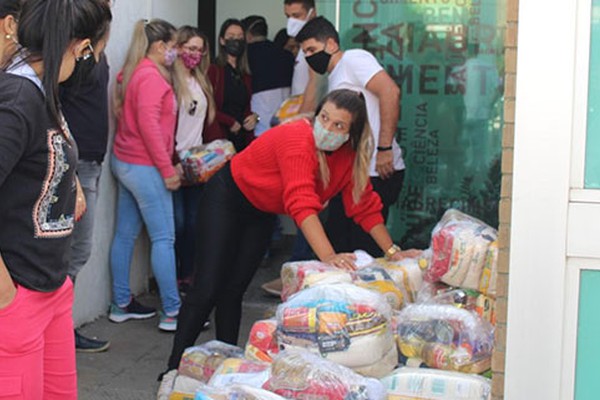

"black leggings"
[168, 164, 275, 369]
[325, 170, 405, 257]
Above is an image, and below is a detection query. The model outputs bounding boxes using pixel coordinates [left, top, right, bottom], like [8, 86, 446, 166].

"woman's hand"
[243, 113, 259, 131]
[323, 252, 358, 271]
[164, 174, 181, 191]
[230, 121, 242, 134]
[75, 178, 87, 222]
[387, 248, 423, 262]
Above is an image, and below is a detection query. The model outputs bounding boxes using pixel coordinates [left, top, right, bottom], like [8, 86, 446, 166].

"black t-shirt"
[247, 40, 294, 94]
[60, 55, 110, 163]
[223, 64, 250, 152]
[0, 72, 78, 292]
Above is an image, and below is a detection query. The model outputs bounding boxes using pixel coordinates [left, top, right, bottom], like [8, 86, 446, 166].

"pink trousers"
[0, 278, 77, 399]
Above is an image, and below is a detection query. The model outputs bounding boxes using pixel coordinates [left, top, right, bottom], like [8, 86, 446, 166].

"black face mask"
[62, 53, 97, 88]
[223, 39, 246, 57]
[305, 49, 331, 75]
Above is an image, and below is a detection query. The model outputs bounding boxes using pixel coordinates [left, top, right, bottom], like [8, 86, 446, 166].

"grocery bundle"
[179, 139, 235, 184]
[159, 208, 498, 400]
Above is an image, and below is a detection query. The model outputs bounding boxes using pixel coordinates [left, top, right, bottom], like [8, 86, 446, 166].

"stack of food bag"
[180, 139, 235, 184]
[262, 350, 386, 399]
[394, 304, 494, 374]
[381, 367, 491, 400]
[157, 369, 206, 400]
[207, 358, 270, 388]
[276, 283, 397, 377]
[270, 94, 304, 126]
[177, 340, 244, 383]
[244, 319, 279, 363]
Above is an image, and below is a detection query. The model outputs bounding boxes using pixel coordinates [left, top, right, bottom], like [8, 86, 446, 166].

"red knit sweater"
[231, 119, 384, 232]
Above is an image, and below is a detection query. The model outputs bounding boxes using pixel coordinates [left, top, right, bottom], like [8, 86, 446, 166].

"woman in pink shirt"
[109, 18, 181, 332]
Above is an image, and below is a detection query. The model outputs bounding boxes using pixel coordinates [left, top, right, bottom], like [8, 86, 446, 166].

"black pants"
[325, 170, 405, 257]
[168, 164, 275, 369]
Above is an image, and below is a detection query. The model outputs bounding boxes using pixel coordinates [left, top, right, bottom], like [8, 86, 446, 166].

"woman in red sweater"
[166, 88, 418, 371]
[203, 18, 259, 151]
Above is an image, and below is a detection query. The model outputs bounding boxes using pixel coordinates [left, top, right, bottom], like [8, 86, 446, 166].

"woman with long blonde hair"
[109, 18, 181, 332]
[171, 26, 216, 290]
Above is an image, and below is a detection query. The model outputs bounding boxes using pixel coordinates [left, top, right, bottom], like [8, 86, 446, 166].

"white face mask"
[286, 8, 314, 37]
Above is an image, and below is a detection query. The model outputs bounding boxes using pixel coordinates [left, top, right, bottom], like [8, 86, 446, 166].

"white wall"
[216, 0, 287, 40]
[73, 0, 199, 326]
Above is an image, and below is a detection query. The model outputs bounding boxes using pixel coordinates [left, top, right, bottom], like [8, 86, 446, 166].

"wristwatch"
[385, 244, 401, 260]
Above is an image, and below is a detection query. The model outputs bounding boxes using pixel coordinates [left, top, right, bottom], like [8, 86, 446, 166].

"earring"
[5, 34, 11, 40]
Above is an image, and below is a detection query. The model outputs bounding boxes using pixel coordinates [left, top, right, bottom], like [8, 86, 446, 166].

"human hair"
[284, 0, 315, 11]
[273, 28, 290, 48]
[17, 0, 112, 125]
[0, 0, 21, 18]
[114, 18, 176, 116]
[241, 15, 267, 38]
[314, 89, 373, 204]
[172, 25, 215, 124]
[296, 16, 339, 45]
[216, 18, 250, 75]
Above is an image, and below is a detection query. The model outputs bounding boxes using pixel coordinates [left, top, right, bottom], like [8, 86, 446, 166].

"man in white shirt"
[296, 17, 406, 257]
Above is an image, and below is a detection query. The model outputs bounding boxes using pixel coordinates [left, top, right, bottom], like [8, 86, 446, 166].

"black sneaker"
[75, 330, 110, 353]
[108, 297, 157, 323]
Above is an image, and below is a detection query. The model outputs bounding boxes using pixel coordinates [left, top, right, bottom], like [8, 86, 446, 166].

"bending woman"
[166, 88, 418, 371]
[0, 0, 111, 398]
[109, 19, 181, 332]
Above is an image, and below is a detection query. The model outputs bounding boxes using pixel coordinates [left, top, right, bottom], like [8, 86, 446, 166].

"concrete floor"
[76, 236, 292, 399]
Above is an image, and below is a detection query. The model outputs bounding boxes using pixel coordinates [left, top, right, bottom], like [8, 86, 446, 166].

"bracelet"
[385, 244, 401, 260]
[377, 145, 392, 151]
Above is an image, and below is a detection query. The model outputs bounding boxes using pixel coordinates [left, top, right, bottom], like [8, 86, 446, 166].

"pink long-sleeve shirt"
[113, 58, 177, 179]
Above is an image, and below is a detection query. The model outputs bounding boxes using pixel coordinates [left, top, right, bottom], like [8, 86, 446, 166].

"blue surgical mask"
[313, 119, 350, 151]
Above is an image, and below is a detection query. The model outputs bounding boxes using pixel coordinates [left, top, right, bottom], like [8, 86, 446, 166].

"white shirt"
[291, 50, 309, 96]
[175, 77, 208, 154]
[328, 49, 405, 176]
[251, 87, 291, 136]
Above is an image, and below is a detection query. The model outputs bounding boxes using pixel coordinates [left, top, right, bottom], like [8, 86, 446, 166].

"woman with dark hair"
[109, 18, 182, 332]
[165, 88, 420, 372]
[0, 0, 111, 397]
[171, 25, 216, 289]
[0, 0, 20, 67]
[204, 18, 258, 152]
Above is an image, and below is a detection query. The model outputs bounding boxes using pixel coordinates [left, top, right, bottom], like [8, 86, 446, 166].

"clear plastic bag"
[276, 283, 396, 377]
[281, 260, 353, 301]
[371, 251, 429, 304]
[156, 369, 207, 400]
[180, 139, 235, 184]
[207, 358, 270, 388]
[262, 349, 386, 400]
[244, 319, 279, 363]
[425, 209, 497, 290]
[178, 340, 245, 382]
[395, 304, 494, 373]
[382, 367, 491, 400]
[227, 384, 287, 400]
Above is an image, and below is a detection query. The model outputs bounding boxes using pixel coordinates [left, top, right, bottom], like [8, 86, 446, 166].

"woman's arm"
[0, 255, 16, 309]
[369, 223, 423, 261]
[300, 214, 357, 270]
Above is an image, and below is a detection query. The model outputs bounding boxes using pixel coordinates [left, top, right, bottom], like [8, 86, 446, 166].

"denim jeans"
[68, 160, 103, 279]
[109, 155, 181, 315]
[173, 184, 204, 282]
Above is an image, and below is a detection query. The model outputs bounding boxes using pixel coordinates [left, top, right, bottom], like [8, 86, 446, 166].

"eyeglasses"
[182, 46, 206, 55]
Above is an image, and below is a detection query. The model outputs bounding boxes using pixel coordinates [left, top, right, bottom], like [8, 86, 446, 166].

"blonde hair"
[114, 18, 176, 117]
[314, 89, 374, 204]
[172, 26, 215, 125]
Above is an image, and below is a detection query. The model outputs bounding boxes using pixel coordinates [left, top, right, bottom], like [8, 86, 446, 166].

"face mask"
[62, 47, 97, 87]
[313, 118, 349, 151]
[164, 47, 178, 66]
[181, 51, 202, 69]
[286, 7, 313, 37]
[224, 39, 246, 57]
[305, 49, 331, 75]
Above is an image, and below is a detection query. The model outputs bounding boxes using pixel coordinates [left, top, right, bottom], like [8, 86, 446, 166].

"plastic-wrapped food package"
[262, 349, 386, 399]
[207, 358, 270, 388]
[157, 370, 207, 400]
[227, 384, 287, 400]
[395, 304, 494, 373]
[244, 319, 279, 363]
[373, 252, 428, 304]
[280, 260, 353, 301]
[191, 385, 229, 400]
[425, 209, 497, 289]
[478, 241, 498, 298]
[178, 340, 245, 382]
[276, 283, 397, 377]
[353, 266, 405, 310]
[382, 367, 491, 400]
[180, 139, 235, 184]
[270, 94, 304, 126]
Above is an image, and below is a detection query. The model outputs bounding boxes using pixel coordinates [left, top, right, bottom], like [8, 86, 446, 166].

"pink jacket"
[113, 58, 177, 179]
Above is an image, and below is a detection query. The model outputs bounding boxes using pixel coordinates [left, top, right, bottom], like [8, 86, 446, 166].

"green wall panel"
[318, 0, 505, 246]
[585, 2, 600, 188]
[575, 270, 600, 399]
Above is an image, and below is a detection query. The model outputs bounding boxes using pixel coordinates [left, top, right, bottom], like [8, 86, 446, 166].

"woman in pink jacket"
[109, 18, 181, 332]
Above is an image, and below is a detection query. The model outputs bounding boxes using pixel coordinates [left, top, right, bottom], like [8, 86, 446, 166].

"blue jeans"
[173, 185, 204, 282]
[109, 155, 181, 315]
[68, 160, 103, 279]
